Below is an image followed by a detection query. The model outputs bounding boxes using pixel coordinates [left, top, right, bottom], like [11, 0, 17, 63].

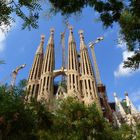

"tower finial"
[69, 25, 73, 32]
[79, 30, 86, 49]
[48, 28, 54, 45]
[79, 30, 84, 41]
[68, 25, 75, 43]
[41, 34, 45, 39]
[114, 92, 117, 97]
[36, 35, 45, 54]
[41, 35, 45, 43]
[125, 91, 128, 96]
[50, 28, 54, 35]
[79, 29, 84, 36]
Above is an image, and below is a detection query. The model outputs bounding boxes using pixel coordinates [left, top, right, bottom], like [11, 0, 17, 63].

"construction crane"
[89, 37, 104, 84]
[60, 21, 69, 82]
[11, 64, 26, 87]
[89, 37, 114, 122]
[56, 21, 69, 97]
[0, 64, 26, 86]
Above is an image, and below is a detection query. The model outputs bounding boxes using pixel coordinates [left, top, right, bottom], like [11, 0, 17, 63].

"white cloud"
[114, 37, 140, 78]
[114, 51, 135, 77]
[0, 23, 14, 53]
[0, 29, 6, 52]
[117, 36, 127, 50]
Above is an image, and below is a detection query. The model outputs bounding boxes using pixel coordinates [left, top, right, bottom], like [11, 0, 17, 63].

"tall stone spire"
[67, 26, 81, 99]
[79, 30, 101, 109]
[26, 35, 44, 101]
[38, 29, 55, 103]
[114, 93, 126, 117]
[125, 92, 139, 115]
[114, 93, 136, 125]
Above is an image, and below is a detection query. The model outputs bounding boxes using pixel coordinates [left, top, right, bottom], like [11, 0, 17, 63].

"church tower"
[67, 26, 81, 99]
[79, 30, 101, 109]
[26, 35, 44, 101]
[37, 29, 55, 102]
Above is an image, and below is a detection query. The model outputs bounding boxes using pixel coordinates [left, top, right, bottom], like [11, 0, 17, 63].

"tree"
[36, 97, 115, 140]
[1, 82, 140, 140]
[0, 82, 53, 140]
[0, 0, 41, 30]
[48, 0, 140, 69]
[0, 0, 139, 69]
[124, 48, 140, 70]
[0, 85, 35, 140]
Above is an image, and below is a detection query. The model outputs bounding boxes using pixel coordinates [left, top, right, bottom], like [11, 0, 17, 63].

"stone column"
[26, 35, 44, 101]
[79, 30, 101, 110]
[67, 26, 81, 100]
[38, 29, 55, 103]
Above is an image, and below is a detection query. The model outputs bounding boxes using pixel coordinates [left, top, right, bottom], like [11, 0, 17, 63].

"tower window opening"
[45, 48, 50, 72]
[39, 79, 42, 94]
[31, 69, 34, 80]
[32, 84, 35, 96]
[86, 92, 88, 97]
[85, 80, 87, 89]
[38, 58, 41, 77]
[90, 92, 93, 99]
[74, 48, 77, 70]
[38, 56, 43, 78]
[71, 49, 74, 69]
[31, 58, 37, 79]
[85, 52, 89, 75]
[28, 85, 31, 95]
[35, 84, 39, 98]
[68, 47, 71, 69]
[69, 75, 71, 89]
[82, 53, 85, 75]
[89, 61, 93, 76]
[73, 74, 75, 83]
[92, 81, 97, 98]
[48, 50, 52, 71]
[76, 75, 78, 90]
[46, 77, 49, 90]
[43, 77, 46, 91]
[88, 80, 91, 90]
[49, 77, 52, 91]
[34, 57, 39, 79]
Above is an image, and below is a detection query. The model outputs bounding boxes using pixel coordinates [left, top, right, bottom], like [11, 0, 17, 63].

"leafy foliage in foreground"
[0, 0, 41, 30]
[0, 0, 140, 69]
[0, 83, 140, 140]
[124, 49, 140, 70]
[49, 0, 140, 70]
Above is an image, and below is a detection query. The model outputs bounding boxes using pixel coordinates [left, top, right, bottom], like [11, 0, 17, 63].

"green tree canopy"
[0, 83, 140, 140]
[0, 0, 140, 69]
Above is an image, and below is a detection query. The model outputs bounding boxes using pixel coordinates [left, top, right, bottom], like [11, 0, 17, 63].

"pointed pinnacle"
[36, 35, 45, 54]
[68, 25, 73, 32]
[114, 92, 117, 97]
[79, 30, 86, 49]
[125, 92, 128, 96]
[41, 35, 45, 42]
[40, 35, 45, 45]
[68, 25, 75, 43]
[50, 28, 54, 35]
[48, 28, 54, 45]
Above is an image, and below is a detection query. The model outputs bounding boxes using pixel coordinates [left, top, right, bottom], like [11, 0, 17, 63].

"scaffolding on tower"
[60, 21, 69, 83]
[56, 21, 69, 98]
[89, 38, 113, 122]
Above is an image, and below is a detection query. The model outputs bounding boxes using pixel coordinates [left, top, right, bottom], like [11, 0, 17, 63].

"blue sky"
[0, 7, 140, 109]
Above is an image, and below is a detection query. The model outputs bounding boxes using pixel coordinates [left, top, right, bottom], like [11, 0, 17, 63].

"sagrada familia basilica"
[26, 27, 140, 127]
